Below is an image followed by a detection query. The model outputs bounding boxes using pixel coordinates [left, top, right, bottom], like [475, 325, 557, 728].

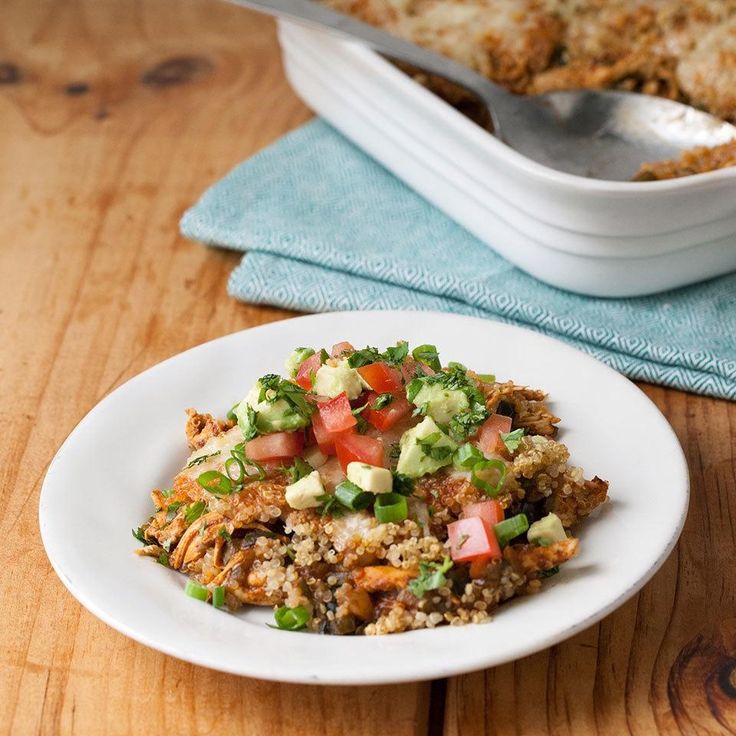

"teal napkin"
[180, 119, 736, 401]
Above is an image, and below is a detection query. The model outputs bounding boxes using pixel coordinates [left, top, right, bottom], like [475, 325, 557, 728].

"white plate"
[39, 311, 688, 684]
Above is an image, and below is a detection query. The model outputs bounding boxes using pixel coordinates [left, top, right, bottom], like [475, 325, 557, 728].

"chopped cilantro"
[315, 494, 343, 517]
[186, 451, 221, 468]
[285, 457, 312, 484]
[165, 501, 183, 522]
[539, 566, 559, 578]
[347, 341, 409, 368]
[371, 392, 394, 410]
[218, 527, 232, 542]
[417, 432, 453, 461]
[132, 526, 147, 544]
[184, 500, 206, 525]
[242, 404, 259, 441]
[500, 428, 525, 453]
[408, 557, 453, 597]
[384, 340, 409, 365]
[392, 472, 415, 496]
[157, 550, 170, 567]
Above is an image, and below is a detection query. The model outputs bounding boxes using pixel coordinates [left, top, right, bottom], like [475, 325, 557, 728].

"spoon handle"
[225, 0, 510, 132]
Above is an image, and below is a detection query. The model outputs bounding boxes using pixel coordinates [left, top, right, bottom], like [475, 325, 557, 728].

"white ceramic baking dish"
[276, 20, 736, 297]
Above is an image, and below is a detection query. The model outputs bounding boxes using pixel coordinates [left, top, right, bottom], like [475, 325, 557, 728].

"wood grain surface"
[1, 1, 734, 734]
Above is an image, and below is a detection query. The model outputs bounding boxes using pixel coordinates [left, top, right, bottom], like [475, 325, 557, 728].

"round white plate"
[39, 311, 688, 684]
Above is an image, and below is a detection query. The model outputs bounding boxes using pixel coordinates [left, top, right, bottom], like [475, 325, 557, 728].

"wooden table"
[2, 1, 734, 733]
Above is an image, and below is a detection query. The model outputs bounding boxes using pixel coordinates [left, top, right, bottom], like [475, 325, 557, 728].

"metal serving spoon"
[227, 0, 736, 180]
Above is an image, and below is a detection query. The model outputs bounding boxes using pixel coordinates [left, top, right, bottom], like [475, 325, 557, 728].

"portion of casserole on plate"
[135, 341, 608, 635]
[323, 0, 736, 180]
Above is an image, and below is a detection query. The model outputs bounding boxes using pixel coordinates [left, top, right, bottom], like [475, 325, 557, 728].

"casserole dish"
[276, 20, 736, 297]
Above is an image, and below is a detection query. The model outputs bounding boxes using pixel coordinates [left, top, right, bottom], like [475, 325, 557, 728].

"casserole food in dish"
[276, 19, 736, 296]
[325, 0, 736, 180]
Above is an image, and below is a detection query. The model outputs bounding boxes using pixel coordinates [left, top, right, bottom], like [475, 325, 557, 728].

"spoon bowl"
[502, 89, 736, 180]
[227, 0, 736, 180]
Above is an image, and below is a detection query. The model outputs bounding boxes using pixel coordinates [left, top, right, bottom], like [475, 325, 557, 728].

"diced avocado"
[411, 383, 469, 425]
[235, 380, 310, 436]
[527, 513, 567, 546]
[347, 462, 393, 494]
[285, 470, 325, 510]
[397, 416, 457, 478]
[284, 347, 315, 378]
[313, 360, 363, 399]
[303, 445, 328, 469]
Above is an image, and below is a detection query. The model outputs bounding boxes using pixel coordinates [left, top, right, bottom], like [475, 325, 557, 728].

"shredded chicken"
[481, 381, 560, 437]
[184, 408, 234, 450]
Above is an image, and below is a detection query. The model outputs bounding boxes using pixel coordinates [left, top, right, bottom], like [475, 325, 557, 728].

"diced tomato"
[245, 431, 304, 462]
[462, 500, 504, 527]
[317, 392, 357, 434]
[363, 391, 412, 432]
[477, 414, 513, 453]
[331, 341, 354, 358]
[311, 411, 345, 455]
[306, 426, 317, 446]
[334, 433, 385, 472]
[447, 517, 502, 562]
[357, 362, 403, 394]
[295, 353, 323, 390]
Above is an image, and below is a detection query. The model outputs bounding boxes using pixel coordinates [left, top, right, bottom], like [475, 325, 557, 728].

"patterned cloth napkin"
[180, 119, 736, 401]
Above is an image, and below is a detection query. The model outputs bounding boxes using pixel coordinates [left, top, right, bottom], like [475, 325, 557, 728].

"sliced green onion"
[197, 470, 233, 495]
[231, 442, 267, 480]
[471, 459, 507, 497]
[412, 344, 441, 372]
[374, 492, 408, 524]
[212, 586, 226, 609]
[453, 442, 484, 470]
[334, 480, 373, 511]
[273, 605, 310, 631]
[224, 456, 245, 483]
[184, 580, 208, 601]
[494, 513, 529, 547]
